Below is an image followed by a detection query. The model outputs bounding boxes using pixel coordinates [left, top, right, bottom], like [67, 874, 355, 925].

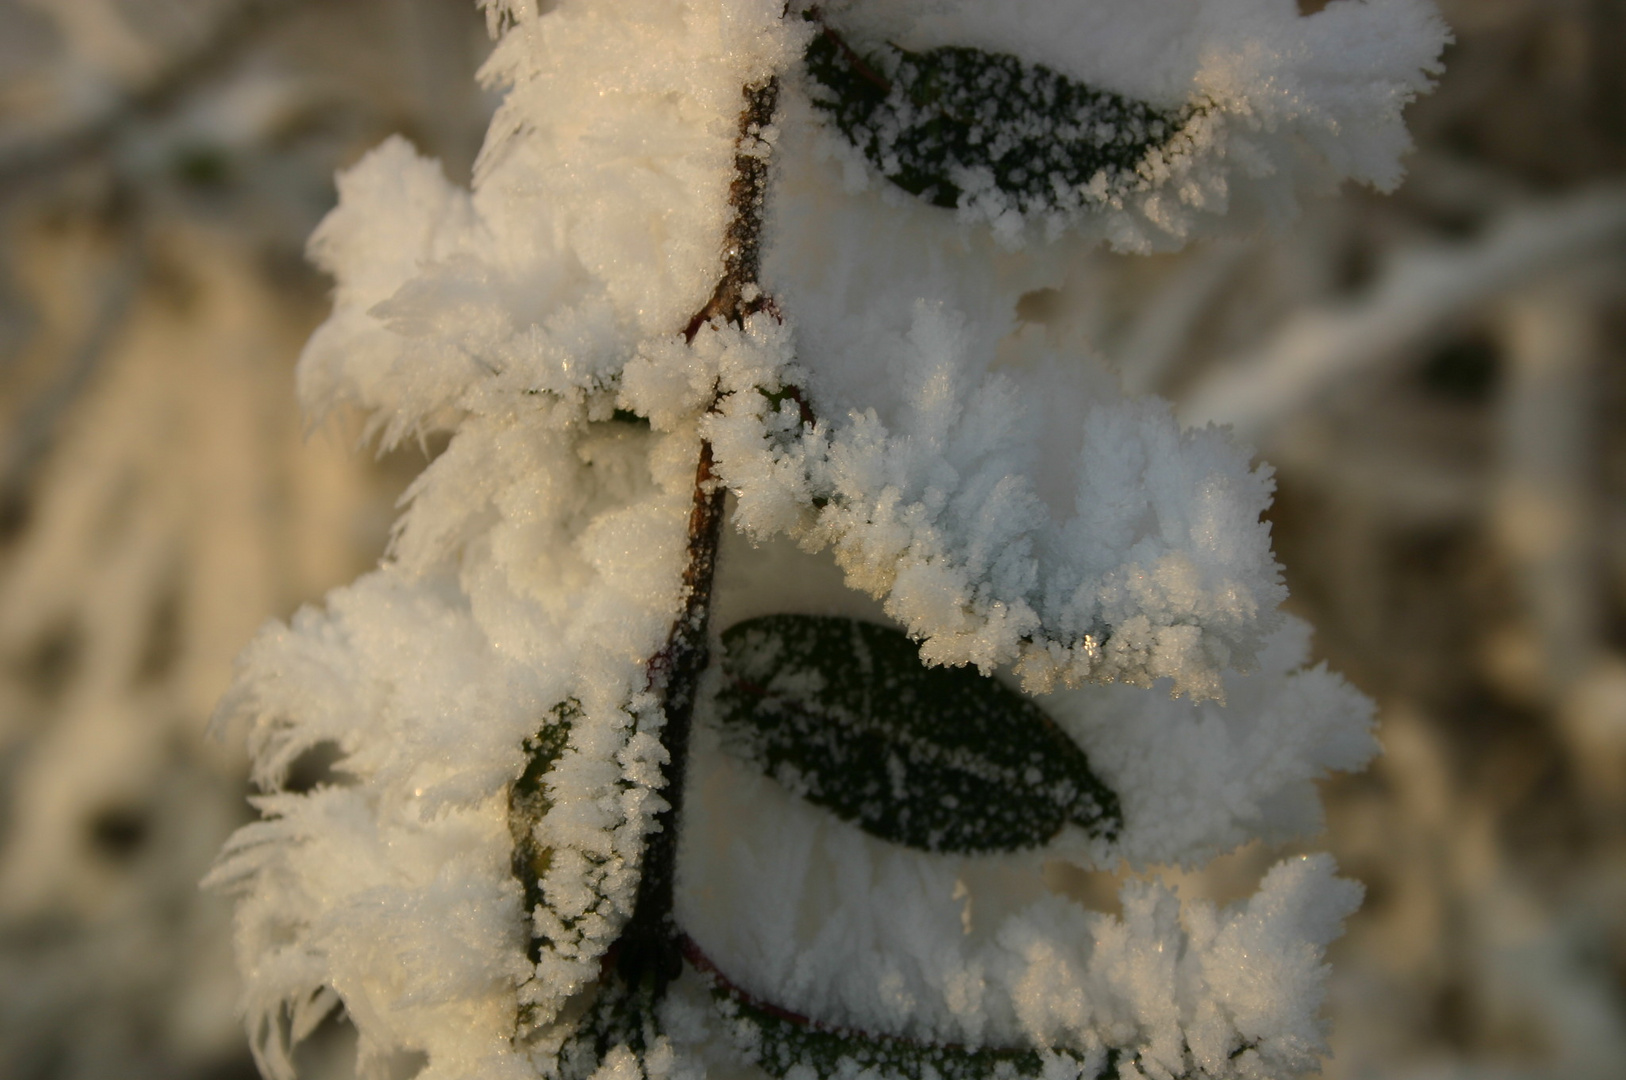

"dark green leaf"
[716, 615, 1121, 854]
[548, 965, 663, 1080]
[509, 700, 576, 965]
[803, 23, 1195, 213]
[686, 935, 1113, 1080]
[723, 987, 1059, 1080]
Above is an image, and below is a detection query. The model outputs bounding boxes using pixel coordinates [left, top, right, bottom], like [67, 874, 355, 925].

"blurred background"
[0, 1, 1621, 1079]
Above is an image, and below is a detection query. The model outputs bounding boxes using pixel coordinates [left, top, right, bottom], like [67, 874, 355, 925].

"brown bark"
[615, 75, 781, 994]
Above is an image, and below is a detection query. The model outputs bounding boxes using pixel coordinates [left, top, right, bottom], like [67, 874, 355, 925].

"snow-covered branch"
[204, 3, 1449, 1080]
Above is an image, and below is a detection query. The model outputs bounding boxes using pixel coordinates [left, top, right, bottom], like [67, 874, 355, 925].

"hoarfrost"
[208, 2, 1444, 1079]
[805, 0, 1448, 248]
[703, 305, 1286, 699]
[680, 726, 1362, 1076]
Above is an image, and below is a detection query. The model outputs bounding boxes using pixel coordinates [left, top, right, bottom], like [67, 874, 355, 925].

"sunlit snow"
[207, 3, 1448, 1080]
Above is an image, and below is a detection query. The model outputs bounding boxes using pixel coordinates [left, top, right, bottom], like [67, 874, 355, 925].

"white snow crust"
[207, 3, 1443, 1080]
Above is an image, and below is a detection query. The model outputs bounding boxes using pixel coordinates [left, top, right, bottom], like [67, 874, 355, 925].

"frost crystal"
[208, 3, 1446, 1080]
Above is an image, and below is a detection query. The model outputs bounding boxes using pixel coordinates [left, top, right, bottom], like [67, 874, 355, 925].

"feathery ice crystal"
[206, 4, 1448, 1080]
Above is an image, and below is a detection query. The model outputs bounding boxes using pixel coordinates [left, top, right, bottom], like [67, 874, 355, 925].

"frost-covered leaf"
[547, 968, 665, 1080]
[715, 615, 1121, 854]
[509, 702, 672, 1074]
[680, 933, 1068, 1080]
[509, 701, 575, 965]
[717, 982, 1061, 1080]
[803, 22, 1195, 214]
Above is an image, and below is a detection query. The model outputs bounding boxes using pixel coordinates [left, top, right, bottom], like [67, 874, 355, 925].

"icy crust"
[678, 720, 1363, 1077]
[297, 0, 796, 449]
[685, 312, 1284, 700]
[802, 0, 1448, 249]
[205, 574, 539, 1080]
[1044, 617, 1375, 867]
[207, 416, 705, 1080]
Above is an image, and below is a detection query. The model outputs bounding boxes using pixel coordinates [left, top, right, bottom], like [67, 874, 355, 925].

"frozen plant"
[206, 3, 1448, 1080]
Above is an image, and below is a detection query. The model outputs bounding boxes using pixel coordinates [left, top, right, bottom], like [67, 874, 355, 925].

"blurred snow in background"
[0, 3, 492, 1078]
[0, 2, 1623, 1080]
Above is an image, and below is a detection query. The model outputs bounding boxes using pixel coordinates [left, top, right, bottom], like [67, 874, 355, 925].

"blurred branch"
[1496, 285, 1600, 694]
[1116, 239, 1250, 397]
[0, 0, 302, 195]
[0, 241, 143, 521]
[1181, 189, 1626, 442]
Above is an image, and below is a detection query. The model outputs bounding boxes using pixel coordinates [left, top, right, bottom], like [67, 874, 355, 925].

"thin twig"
[615, 75, 781, 994]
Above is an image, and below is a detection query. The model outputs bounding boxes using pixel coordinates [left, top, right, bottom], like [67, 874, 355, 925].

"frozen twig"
[615, 75, 781, 995]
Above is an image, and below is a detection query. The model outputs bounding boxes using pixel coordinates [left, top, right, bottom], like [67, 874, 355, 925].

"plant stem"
[615, 75, 781, 994]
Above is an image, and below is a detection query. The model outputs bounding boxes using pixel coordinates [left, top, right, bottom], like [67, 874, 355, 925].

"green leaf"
[687, 936, 1114, 1080]
[550, 966, 663, 1080]
[716, 615, 1121, 854]
[509, 700, 576, 965]
[803, 23, 1195, 213]
[722, 986, 1062, 1080]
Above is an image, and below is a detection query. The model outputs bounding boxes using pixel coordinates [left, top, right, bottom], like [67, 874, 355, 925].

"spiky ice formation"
[208, 3, 1445, 1080]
